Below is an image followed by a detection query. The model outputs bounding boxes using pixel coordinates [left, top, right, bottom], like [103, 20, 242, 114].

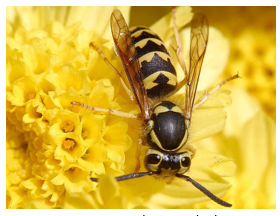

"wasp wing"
[111, 9, 151, 121]
[185, 13, 209, 121]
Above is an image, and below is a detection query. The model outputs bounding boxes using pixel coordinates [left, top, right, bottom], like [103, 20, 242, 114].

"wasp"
[71, 7, 239, 207]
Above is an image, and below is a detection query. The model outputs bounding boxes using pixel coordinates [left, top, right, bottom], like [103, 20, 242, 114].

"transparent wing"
[111, 9, 151, 120]
[185, 12, 209, 121]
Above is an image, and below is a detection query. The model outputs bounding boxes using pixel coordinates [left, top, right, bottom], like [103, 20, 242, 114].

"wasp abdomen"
[130, 27, 177, 99]
[147, 101, 188, 152]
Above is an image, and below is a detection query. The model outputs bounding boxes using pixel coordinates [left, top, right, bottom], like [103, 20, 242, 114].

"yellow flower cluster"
[6, 6, 134, 208]
[6, 6, 235, 209]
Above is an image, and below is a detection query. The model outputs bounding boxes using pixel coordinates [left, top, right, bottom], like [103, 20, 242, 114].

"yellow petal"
[94, 175, 127, 208]
[186, 90, 231, 144]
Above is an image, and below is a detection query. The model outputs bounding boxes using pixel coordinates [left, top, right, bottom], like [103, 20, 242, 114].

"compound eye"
[146, 154, 161, 165]
[144, 153, 162, 172]
[177, 155, 191, 174]
[181, 156, 191, 168]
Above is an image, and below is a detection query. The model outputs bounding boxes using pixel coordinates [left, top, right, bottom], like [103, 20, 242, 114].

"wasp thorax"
[147, 101, 188, 152]
[144, 149, 191, 175]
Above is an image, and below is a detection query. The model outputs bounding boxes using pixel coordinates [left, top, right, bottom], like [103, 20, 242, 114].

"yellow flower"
[227, 108, 276, 208]
[6, 6, 131, 209]
[6, 6, 235, 209]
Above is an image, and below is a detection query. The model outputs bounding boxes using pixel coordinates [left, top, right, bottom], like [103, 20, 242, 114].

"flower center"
[71, 167, 81, 176]
[63, 138, 76, 150]
[61, 121, 75, 132]
[27, 92, 36, 101]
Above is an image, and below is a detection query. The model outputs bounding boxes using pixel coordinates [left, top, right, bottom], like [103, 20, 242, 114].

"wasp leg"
[89, 42, 135, 102]
[169, 7, 189, 95]
[184, 144, 196, 159]
[133, 138, 143, 173]
[71, 101, 138, 119]
[193, 74, 240, 110]
[172, 6, 187, 75]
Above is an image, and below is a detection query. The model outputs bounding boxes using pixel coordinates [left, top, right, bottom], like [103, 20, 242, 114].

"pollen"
[63, 138, 76, 150]
[61, 121, 75, 133]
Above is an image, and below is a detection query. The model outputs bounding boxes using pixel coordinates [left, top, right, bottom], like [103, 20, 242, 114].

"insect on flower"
[71, 7, 239, 207]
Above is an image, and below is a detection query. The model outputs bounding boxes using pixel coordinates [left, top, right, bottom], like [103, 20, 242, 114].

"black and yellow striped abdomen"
[130, 26, 177, 99]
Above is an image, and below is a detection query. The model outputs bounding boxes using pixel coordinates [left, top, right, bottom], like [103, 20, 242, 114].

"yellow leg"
[89, 42, 135, 102]
[71, 101, 138, 119]
[133, 138, 143, 173]
[168, 7, 189, 95]
[184, 144, 196, 159]
[172, 6, 187, 75]
[193, 74, 240, 110]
